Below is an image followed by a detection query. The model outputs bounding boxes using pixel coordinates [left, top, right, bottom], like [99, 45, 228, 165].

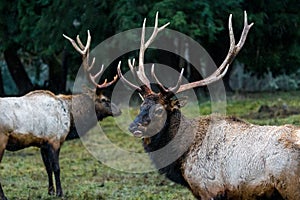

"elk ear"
[170, 96, 188, 110]
[174, 96, 188, 108]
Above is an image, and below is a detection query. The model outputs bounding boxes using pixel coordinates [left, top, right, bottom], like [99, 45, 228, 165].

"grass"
[2, 91, 300, 199]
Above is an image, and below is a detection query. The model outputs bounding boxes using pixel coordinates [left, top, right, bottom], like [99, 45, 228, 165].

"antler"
[117, 60, 142, 92]
[151, 65, 185, 94]
[174, 11, 254, 93]
[119, 11, 253, 96]
[117, 12, 170, 94]
[137, 12, 170, 88]
[63, 30, 118, 89]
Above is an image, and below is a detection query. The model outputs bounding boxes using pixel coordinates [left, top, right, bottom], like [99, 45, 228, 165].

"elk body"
[130, 95, 300, 200]
[118, 12, 300, 199]
[0, 31, 121, 200]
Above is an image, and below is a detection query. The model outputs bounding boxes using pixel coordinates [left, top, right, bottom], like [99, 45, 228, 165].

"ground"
[2, 91, 300, 200]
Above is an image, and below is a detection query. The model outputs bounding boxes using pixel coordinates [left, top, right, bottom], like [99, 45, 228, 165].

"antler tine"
[169, 68, 184, 93]
[117, 61, 142, 92]
[144, 12, 170, 48]
[63, 30, 91, 56]
[129, 58, 149, 87]
[176, 11, 253, 93]
[88, 63, 119, 89]
[85, 57, 96, 72]
[136, 12, 170, 90]
[216, 11, 253, 74]
[76, 35, 86, 50]
[63, 30, 92, 76]
[128, 58, 138, 80]
[88, 64, 104, 87]
[151, 64, 165, 90]
[151, 65, 184, 94]
[136, 18, 151, 89]
[64, 30, 118, 89]
[88, 64, 119, 89]
[237, 11, 254, 51]
[93, 75, 118, 89]
[88, 64, 107, 86]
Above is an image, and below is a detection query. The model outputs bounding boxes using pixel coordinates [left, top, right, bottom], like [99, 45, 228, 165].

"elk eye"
[155, 107, 164, 115]
[101, 98, 108, 102]
[149, 105, 164, 118]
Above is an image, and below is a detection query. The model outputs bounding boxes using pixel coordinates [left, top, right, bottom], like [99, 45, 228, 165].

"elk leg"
[48, 142, 63, 197]
[0, 134, 8, 200]
[0, 154, 7, 200]
[40, 145, 54, 195]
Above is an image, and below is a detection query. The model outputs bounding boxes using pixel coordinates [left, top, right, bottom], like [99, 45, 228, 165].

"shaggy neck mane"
[143, 108, 182, 150]
[143, 107, 191, 187]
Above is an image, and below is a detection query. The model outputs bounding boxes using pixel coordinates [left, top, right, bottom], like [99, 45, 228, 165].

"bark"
[61, 49, 69, 92]
[0, 67, 4, 96]
[43, 53, 67, 94]
[3, 44, 34, 95]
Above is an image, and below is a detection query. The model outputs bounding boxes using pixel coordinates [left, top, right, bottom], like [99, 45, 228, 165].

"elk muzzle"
[111, 102, 122, 116]
[129, 103, 167, 138]
[129, 122, 147, 137]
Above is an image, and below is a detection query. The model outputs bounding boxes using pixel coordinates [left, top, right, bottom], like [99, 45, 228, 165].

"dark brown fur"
[129, 94, 289, 200]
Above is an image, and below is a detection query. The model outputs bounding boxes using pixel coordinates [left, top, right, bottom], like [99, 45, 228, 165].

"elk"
[118, 12, 300, 199]
[0, 31, 121, 200]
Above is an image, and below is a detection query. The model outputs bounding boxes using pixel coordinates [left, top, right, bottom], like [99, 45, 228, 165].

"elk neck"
[58, 93, 97, 140]
[143, 107, 182, 150]
[143, 107, 192, 187]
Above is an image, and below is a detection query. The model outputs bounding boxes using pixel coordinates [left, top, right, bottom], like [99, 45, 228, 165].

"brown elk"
[118, 12, 300, 199]
[0, 31, 121, 200]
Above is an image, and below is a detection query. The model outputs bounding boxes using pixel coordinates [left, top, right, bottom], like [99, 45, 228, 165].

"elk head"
[63, 31, 121, 120]
[118, 11, 253, 138]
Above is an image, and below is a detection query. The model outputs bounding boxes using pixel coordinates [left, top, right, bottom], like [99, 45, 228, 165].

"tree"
[3, 44, 34, 94]
[0, 67, 4, 96]
[0, 0, 113, 94]
[0, 1, 34, 94]
[242, 0, 300, 75]
[0, 0, 299, 94]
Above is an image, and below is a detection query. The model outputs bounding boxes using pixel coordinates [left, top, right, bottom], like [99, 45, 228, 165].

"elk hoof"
[56, 190, 63, 197]
[48, 186, 55, 195]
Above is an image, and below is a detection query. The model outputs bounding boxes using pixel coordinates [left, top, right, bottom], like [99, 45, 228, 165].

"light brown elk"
[118, 12, 300, 199]
[0, 31, 121, 200]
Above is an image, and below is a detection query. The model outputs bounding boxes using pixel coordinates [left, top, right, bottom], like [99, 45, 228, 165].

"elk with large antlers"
[0, 31, 120, 199]
[119, 12, 300, 199]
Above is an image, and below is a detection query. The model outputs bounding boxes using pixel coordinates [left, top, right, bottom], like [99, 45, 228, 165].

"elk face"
[94, 91, 121, 121]
[129, 94, 167, 138]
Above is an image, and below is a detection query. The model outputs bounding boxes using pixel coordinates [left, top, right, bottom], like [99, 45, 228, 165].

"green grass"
[2, 91, 300, 199]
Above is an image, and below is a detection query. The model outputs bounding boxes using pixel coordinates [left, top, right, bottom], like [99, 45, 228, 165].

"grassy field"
[2, 91, 300, 199]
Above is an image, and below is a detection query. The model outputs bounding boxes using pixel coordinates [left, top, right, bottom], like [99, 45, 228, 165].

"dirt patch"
[244, 104, 300, 119]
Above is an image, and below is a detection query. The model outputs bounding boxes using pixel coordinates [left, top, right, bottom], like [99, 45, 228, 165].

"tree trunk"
[3, 44, 34, 95]
[61, 49, 69, 92]
[0, 67, 4, 96]
[44, 53, 67, 94]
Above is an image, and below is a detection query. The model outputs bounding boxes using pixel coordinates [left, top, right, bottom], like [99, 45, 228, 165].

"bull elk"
[0, 31, 121, 199]
[118, 12, 300, 199]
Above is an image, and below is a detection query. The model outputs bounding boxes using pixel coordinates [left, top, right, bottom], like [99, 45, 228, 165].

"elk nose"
[129, 123, 144, 137]
[128, 123, 138, 133]
[111, 103, 121, 116]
